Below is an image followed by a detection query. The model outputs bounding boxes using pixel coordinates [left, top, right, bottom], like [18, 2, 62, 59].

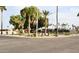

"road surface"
[0, 35, 79, 53]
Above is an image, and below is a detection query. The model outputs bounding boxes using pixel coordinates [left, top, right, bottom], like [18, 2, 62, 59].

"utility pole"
[56, 6, 58, 37]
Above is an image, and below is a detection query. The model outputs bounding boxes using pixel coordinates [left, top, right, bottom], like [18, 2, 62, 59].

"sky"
[0, 6, 79, 29]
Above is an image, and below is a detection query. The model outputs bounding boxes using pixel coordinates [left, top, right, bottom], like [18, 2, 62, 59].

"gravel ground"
[0, 35, 79, 53]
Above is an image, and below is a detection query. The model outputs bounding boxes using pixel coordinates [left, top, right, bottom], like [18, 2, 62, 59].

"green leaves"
[9, 15, 22, 29]
[20, 6, 41, 29]
[10, 6, 50, 31]
[42, 10, 49, 27]
[43, 10, 49, 17]
[20, 6, 41, 19]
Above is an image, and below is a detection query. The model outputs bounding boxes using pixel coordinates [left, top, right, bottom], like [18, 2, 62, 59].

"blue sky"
[1, 6, 79, 29]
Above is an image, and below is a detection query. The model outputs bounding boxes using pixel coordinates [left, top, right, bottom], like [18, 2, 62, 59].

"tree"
[20, 6, 41, 35]
[0, 6, 7, 35]
[20, 7, 28, 29]
[9, 15, 24, 34]
[38, 16, 45, 28]
[9, 15, 22, 30]
[42, 10, 49, 35]
[10, 6, 50, 36]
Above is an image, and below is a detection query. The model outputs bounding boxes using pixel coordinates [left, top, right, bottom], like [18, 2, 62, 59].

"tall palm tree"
[43, 10, 49, 35]
[20, 7, 31, 35]
[0, 6, 6, 35]
[20, 6, 40, 36]
[28, 6, 37, 35]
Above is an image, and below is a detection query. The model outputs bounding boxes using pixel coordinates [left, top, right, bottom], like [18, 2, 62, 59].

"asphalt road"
[0, 35, 79, 53]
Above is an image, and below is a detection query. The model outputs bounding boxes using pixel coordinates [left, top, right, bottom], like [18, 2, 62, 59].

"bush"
[64, 32, 70, 35]
[53, 28, 70, 33]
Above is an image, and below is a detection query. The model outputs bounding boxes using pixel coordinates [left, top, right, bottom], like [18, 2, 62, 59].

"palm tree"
[0, 6, 6, 35]
[28, 6, 39, 36]
[20, 7, 31, 35]
[20, 6, 40, 36]
[43, 10, 49, 35]
[36, 11, 38, 37]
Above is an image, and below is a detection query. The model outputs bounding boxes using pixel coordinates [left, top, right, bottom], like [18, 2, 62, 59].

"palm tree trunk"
[28, 15, 30, 35]
[36, 11, 38, 37]
[0, 9, 3, 35]
[45, 29, 47, 35]
[45, 18, 47, 35]
[45, 25, 47, 35]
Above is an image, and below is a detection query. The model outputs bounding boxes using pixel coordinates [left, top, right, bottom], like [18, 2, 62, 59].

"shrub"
[53, 28, 70, 33]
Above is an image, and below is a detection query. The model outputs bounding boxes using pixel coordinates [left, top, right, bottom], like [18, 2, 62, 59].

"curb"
[0, 34, 79, 39]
